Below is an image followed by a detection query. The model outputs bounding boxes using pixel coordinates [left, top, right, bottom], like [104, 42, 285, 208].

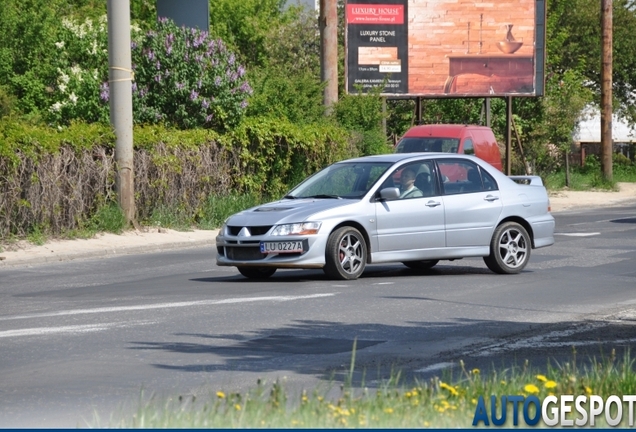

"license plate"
[260, 241, 305, 254]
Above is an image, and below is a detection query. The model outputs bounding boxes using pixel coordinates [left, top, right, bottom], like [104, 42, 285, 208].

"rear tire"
[324, 227, 367, 280]
[402, 260, 439, 270]
[237, 267, 277, 279]
[483, 222, 531, 274]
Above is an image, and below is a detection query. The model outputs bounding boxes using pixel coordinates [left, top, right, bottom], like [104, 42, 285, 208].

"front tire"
[402, 260, 439, 270]
[324, 227, 367, 280]
[483, 222, 531, 274]
[237, 267, 277, 279]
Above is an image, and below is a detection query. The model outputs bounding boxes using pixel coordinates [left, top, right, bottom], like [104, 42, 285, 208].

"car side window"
[481, 169, 499, 191]
[437, 159, 484, 195]
[463, 139, 474, 155]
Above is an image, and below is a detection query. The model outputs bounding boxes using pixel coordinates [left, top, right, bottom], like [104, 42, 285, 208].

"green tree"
[208, 0, 289, 67]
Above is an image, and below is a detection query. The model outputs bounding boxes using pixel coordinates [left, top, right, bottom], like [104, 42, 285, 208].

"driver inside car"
[399, 168, 423, 199]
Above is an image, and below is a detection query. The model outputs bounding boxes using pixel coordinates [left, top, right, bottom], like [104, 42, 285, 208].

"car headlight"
[271, 222, 322, 236]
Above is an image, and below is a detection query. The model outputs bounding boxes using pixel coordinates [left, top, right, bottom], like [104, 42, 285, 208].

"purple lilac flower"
[206, 114, 213, 122]
[154, 74, 162, 83]
[237, 66, 245, 78]
[202, 98, 210, 109]
[145, 49, 155, 60]
[239, 81, 252, 95]
[176, 82, 185, 90]
[190, 90, 199, 100]
[214, 76, 221, 86]
[131, 41, 138, 50]
[240, 100, 248, 109]
[100, 82, 109, 102]
[155, 61, 161, 70]
[131, 82, 138, 92]
[139, 87, 148, 98]
[228, 53, 235, 65]
[158, 17, 168, 24]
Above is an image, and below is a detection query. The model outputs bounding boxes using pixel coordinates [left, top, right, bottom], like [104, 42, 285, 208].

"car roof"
[335, 152, 477, 164]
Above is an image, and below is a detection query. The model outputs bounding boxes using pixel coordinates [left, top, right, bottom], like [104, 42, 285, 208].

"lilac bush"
[130, 18, 252, 130]
[47, 16, 250, 131]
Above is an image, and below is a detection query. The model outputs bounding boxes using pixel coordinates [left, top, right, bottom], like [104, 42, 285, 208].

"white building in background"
[574, 106, 635, 143]
[573, 106, 635, 161]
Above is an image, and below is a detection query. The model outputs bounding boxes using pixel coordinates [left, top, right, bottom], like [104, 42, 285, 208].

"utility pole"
[320, 0, 338, 110]
[107, 0, 135, 223]
[601, 0, 613, 181]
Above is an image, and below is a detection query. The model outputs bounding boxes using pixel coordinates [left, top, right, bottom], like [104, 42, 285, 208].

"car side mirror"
[379, 187, 400, 201]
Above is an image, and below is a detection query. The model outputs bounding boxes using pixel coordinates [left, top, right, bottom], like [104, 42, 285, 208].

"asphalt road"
[1, 205, 635, 427]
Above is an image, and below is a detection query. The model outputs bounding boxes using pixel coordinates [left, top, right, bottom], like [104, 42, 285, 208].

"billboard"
[345, 0, 545, 97]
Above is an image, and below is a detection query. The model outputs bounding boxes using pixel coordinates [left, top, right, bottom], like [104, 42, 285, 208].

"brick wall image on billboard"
[407, 0, 536, 96]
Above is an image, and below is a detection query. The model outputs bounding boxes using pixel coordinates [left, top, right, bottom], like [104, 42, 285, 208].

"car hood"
[226, 198, 357, 226]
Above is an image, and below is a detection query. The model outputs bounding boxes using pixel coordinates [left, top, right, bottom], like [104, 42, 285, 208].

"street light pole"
[107, 0, 135, 223]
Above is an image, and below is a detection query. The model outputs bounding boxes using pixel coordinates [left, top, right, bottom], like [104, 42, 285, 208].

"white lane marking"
[374, 282, 394, 285]
[415, 362, 454, 373]
[554, 232, 601, 237]
[0, 322, 133, 338]
[0, 293, 337, 322]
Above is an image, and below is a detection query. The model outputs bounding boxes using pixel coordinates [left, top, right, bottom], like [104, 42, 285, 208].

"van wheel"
[483, 222, 531, 274]
[237, 267, 277, 279]
[402, 260, 439, 270]
[324, 227, 367, 280]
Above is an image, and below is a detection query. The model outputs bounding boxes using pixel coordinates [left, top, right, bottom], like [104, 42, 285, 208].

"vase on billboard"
[497, 24, 523, 54]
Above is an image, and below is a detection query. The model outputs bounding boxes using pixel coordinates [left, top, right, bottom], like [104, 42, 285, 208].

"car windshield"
[285, 162, 392, 199]
[395, 137, 460, 153]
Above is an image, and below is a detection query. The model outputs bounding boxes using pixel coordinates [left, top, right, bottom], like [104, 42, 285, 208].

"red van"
[394, 124, 503, 171]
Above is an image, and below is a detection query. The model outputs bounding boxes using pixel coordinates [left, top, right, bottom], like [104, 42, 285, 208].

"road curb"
[0, 237, 218, 268]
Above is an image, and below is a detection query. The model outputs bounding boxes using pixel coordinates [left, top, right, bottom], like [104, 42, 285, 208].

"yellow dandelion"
[536, 374, 547, 382]
[500, 380, 507, 385]
[317, 396, 324, 402]
[234, 404, 241, 411]
[585, 386, 593, 395]
[440, 382, 459, 396]
[412, 399, 420, 406]
[472, 368, 480, 374]
[472, 398, 478, 404]
[524, 384, 540, 394]
[216, 391, 225, 399]
[405, 391, 413, 398]
[424, 421, 431, 427]
[384, 408, 394, 414]
[301, 395, 308, 403]
[545, 380, 557, 389]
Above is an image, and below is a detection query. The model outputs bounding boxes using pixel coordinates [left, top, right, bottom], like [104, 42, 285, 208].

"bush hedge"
[0, 118, 357, 240]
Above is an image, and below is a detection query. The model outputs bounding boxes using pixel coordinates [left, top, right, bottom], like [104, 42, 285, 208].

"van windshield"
[395, 137, 460, 153]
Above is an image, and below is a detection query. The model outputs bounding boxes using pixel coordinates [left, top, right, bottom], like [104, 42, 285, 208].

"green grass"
[105, 349, 636, 428]
[543, 155, 636, 191]
[197, 193, 263, 230]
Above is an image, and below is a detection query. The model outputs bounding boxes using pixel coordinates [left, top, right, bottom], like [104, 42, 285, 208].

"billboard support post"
[506, 96, 513, 175]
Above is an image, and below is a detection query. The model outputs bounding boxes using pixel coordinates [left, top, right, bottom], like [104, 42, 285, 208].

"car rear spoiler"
[508, 175, 544, 186]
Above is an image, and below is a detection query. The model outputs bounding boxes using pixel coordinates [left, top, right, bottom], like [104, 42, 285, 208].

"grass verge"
[107, 349, 636, 428]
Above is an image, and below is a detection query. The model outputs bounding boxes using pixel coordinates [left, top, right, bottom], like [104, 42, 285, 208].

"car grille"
[225, 246, 266, 261]
[228, 225, 272, 236]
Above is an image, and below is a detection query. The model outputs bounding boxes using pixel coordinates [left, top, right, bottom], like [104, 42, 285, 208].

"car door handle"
[484, 195, 500, 202]
[425, 200, 441, 207]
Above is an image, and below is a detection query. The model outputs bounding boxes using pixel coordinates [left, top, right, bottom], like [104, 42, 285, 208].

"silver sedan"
[216, 153, 555, 280]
